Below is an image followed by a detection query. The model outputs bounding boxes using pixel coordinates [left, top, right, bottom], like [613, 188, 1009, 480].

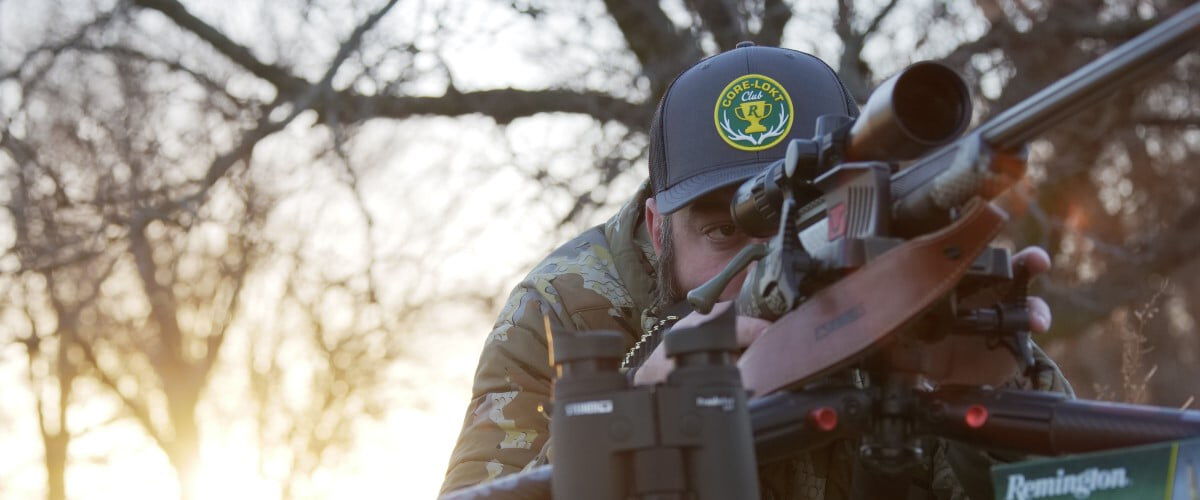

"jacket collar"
[604, 180, 658, 322]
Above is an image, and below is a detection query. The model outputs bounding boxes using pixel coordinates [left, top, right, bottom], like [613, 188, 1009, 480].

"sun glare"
[191, 443, 277, 500]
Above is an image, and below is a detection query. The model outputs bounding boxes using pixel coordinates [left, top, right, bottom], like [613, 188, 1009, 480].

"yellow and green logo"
[713, 74, 794, 151]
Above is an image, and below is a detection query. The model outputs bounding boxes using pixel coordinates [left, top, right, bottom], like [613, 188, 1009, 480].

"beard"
[652, 214, 683, 312]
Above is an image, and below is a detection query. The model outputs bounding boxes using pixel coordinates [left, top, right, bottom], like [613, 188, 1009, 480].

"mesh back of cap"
[648, 100, 668, 195]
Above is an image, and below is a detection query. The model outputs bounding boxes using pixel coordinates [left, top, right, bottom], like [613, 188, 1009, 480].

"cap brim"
[655, 162, 773, 214]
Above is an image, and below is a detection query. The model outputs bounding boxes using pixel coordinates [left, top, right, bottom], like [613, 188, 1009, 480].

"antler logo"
[714, 74, 794, 151]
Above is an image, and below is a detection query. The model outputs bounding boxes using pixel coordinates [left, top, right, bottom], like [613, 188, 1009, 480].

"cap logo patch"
[714, 74, 794, 151]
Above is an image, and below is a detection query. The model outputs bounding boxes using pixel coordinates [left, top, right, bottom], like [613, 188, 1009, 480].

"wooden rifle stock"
[738, 200, 1007, 396]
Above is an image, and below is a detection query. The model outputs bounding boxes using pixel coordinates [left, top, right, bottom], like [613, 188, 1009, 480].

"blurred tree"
[2, 28, 278, 496]
[2, 140, 119, 500]
[1, 1, 408, 498]
[952, 0, 1200, 405]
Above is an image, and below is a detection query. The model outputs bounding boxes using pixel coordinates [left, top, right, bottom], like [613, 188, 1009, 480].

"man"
[441, 42, 1069, 499]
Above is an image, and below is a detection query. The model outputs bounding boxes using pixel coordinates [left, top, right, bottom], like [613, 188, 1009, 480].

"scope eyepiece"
[731, 160, 787, 237]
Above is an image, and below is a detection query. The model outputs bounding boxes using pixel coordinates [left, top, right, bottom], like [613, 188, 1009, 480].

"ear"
[645, 197, 665, 256]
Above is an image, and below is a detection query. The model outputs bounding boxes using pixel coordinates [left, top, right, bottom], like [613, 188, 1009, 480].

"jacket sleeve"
[440, 221, 645, 495]
[439, 285, 560, 495]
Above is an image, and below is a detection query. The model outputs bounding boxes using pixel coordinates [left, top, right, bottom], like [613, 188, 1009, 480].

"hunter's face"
[647, 186, 765, 302]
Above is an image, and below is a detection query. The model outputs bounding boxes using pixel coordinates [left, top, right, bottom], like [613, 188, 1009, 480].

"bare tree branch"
[75, 339, 170, 451]
[343, 88, 646, 128]
[0, 6, 118, 82]
[76, 44, 253, 113]
[602, 0, 702, 96]
[129, 0, 307, 96]
[834, 0, 870, 100]
[686, 0, 748, 50]
[758, 0, 793, 46]
[937, 23, 1010, 70]
[863, 0, 900, 38]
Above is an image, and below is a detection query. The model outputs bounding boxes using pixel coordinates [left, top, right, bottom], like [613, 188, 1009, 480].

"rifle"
[441, 5, 1200, 499]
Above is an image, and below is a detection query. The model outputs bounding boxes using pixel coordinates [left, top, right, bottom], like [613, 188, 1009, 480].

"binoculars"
[550, 308, 759, 500]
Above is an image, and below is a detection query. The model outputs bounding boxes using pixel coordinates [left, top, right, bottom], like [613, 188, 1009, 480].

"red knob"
[965, 404, 989, 429]
[808, 407, 838, 432]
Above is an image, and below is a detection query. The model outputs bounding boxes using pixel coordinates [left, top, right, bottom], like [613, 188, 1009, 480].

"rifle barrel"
[871, 4, 1200, 237]
[922, 387, 1200, 456]
[981, 3, 1200, 152]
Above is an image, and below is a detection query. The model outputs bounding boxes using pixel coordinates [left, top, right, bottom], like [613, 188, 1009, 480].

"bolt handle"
[687, 243, 768, 313]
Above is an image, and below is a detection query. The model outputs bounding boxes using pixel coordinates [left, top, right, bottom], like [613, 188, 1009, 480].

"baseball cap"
[649, 42, 859, 214]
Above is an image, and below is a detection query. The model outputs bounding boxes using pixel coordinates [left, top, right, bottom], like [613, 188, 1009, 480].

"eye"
[702, 223, 740, 242]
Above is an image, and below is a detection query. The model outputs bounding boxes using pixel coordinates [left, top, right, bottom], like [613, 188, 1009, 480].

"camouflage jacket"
[440, 181, 1072, 499]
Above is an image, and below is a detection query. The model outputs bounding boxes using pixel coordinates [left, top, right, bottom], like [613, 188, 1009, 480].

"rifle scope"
[846, 61, 972, 161]
[730, 61, 971, 237]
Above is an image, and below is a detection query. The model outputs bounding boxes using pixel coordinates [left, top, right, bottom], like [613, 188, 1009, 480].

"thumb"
[735, 316, 771, 349]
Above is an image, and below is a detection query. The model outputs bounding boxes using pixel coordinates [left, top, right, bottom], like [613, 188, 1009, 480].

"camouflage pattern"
[440, 182, 659, 494]
[440, 180, 1072, 499]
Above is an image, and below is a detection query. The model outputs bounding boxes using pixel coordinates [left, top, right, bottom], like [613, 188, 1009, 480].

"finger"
[735, 317, 771, 348]
[672, 301, 733, 330]
[632, 346, 673, 386]
[1027, 296, 1052, 333]
[1013, 246, 1051, 276]
[672, 301, 772, 350]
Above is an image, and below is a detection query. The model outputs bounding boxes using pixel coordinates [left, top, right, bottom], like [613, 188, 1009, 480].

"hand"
[921, 246, 1053, 386]
[632, 302, 771, 386]
[1018, 246, 1053, 334]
